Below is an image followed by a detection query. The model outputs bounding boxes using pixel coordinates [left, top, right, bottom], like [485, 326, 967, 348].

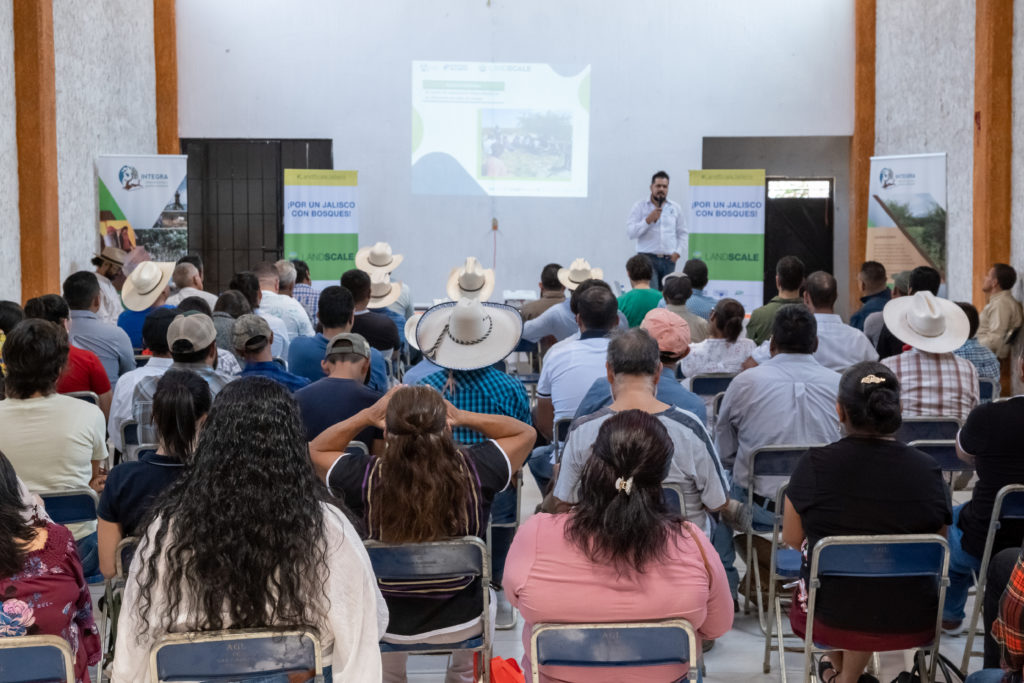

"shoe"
[720, 499, 753, 533]
[494, 589, 515, 629]
[702, 638, 715, 653]
[818, 655, 837, 683]
[857, 674, 880, 683]
[942, 619, 965, 636]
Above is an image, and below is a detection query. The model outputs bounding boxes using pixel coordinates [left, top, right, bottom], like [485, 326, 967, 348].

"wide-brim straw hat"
[416, 298, 523, 371]
[446, 256, 495, 301]
[94, 246, 127, 266]
[557, 258, 604, 291]
[404, 313, 423, 351]
[367, 271, 403, 309]
[882, 290, 970, 354]
[122, 261, 174, 311]
[355, 241, 404, 274]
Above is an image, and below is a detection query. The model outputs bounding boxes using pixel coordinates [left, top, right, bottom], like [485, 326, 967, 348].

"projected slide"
[411, 61, 591, 197]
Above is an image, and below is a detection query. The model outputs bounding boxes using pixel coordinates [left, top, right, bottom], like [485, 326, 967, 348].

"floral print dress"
[0, 522, 101, 683]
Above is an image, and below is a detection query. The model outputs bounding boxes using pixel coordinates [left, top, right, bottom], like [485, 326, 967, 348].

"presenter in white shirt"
[626, 170, 687, 290]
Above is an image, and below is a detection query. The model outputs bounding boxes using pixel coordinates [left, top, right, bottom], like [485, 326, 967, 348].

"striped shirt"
[881, 348, 979, 423]
[954, 337, 1000, 382]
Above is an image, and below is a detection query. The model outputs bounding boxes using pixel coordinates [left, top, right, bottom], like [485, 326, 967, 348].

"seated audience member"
[876, 265, 941, 359]
[341, 268, 400, 352]
[977, 263, 1024, 360]
[863, 270, 910, 347]
[399, 313, 443, 386]
[954, 301, 1000, 383]
[113, 378, 387, 680]
[309, 386, 534, 683]
[97, 370, 210, 578]
[254, 260, 314, 339]
[522, 259, 604, 343]
[849, 260, 890, 331]
[211, 289, 251, 357]
[233, 314, 310, 392]
[530, 283, 620, 493]
[24, 294, 112, 417]
[939, 356, 1024, 633]
[682, 258, 717, 320]
[575, 309, 707, 424]
[165, 261, 218, 308]
[972, 546, 1024, 679]
[118, 261, 175, 348]
[880, 290, 978, 422]
[288, 285, 388, 391]
[175, 254, 205, 281]
[447, 256, 495, 302]
[174, 295, 242, 376]
[506, 411, 733, 682]
[617, 254, 663, 327]
[366, 270, 409, 348]
[662, 273, 710, 342]
[355, 242, 414, 321]
[294, 333, 382, 444]
[107, 308, 177, 452]
[0, 320, 107, 578]
[64, 271, 135, 385]
[783, 362, 951, 683]
[746, 255, 805, 345]
[0, 450, 101, 679]
[679, 297, 756, 381]
[0, 300, 23, 383]
[92, 246, 127, 324]
[290, 258, 321, 324]
[520, 263, 566, 321]
[228, 270, 290, 359]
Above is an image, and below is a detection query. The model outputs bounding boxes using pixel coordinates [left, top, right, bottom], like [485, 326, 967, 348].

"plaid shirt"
[993, 551, 1024, 674]
[292, 283, 320, 325]
[881, 348, 979, 423]
[418, 366, 532, 444]
[954, 338, 1001, 382]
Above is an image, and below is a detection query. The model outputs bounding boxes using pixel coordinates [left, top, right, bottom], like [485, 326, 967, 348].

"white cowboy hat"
[882, 290, 970, 354]
[121, 261, 174, 311]
[557, 258, 604, 291]
[446, 257, 495, 301]
[94, 246, 127, 266]
[416, 298, 523, 371]
[367, 271, 403, 309]
[355, 242, 404, 274]
[404, 313, 423, 351]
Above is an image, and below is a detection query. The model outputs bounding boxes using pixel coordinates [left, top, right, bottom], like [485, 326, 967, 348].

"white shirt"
[626, 198, 687, 256]
[108, 357, 174, 450]
[96, 273, 123, 325]
[166, 286, 219, 309]
[260, 290, 315, 339]
[715, 353, 841, 499]
[522, 300, 628, 344]
[216, 348, 242, 376]
[536, 334, 611, 421]
[749, 313, 879, 371]
[679, 338, 757, 378]
[256, 309, 291, 359]
[112, 504, 388, 682]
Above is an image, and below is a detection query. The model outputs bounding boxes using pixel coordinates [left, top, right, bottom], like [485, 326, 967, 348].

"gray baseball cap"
[325, 333, 370, 360]
[232, 314, 273, 352]
[168, 312, 217, 353]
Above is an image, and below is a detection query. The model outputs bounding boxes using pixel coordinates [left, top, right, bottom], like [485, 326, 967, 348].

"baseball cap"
[232, 314, 273, 352]
[167, 312, 217, 354]
[325, 333, 371, 360]
[641, 308, 691, 358]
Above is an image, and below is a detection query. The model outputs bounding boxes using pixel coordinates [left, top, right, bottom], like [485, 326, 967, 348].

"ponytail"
[151, 370, 212, 463]
[713, 298, 746, 343]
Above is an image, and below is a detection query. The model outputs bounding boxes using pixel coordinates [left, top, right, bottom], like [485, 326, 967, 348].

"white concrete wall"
[53, 0, 157, 281]
[874, 0, 976, 301]
[0, 2, 20, 303]
[176, 0, 856, 301]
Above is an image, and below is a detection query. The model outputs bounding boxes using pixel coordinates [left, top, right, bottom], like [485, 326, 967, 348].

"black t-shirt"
[352, 311, 400, 352]
[326, 439, 511, 636]
[787, 436, 952, 632]
[875, 323, 905, 360]
[958, 398, 1024, 558]
[97, 452, 185, 538]
[294, 377, 383, 444]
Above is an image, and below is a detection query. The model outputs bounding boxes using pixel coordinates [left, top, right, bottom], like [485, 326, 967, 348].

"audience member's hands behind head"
[836, 361, 903, 437]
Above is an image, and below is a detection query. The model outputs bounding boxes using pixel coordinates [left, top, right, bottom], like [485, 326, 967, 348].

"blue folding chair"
[895, 416, 962, 444]
[150, 628, 324, 682]
[690, 373, 735, 398]
[962, 484, 1024, 671]
[489, 470, 524, 630]
[909, 439, 972, 488]
[805, 534, 950, 683]
[978, 377, 999, 403]
[0, 634, 75, 682]
[347, 440, 369, 455]
[97, 537, 141, 683]
[134, 355, 151, 368]
[762, 482, 807, 683]
[552, 417, 574, 464]
[662, 483, 684, 515]
[364, 537, 491, 681]
[530, 618, 698, 683]
[39, 488, 99, 526]
[67, 390, 100, 405]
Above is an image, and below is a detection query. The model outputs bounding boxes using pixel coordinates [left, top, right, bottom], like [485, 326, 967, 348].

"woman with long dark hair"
[97, 369, 211, 578]
[504, 410, 733, 682]
[112, 377, 387, 681]
[0, 450, 100, 682]
[309, 385, 535, 683]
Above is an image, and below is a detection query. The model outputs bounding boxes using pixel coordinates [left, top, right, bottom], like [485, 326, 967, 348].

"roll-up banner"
[283, 170, 360, 289]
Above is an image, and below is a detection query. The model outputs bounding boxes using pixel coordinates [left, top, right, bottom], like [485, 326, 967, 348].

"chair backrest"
[122, 420, 140, 447]
[661, 483, 684, 515]
[750, 446, 810, 478]
[691, 373, 735, 397]
[67, 390, 99, 405]
[993, 484, 1024, 522]
[39, 488, 99, 526]
[116, 536, 140, 579]
[908, 440, 967, 472]
[272, 356, 287, 369]
[895, 416, 962, 444]
[0, 635, 75, 682]
[979, 377, 1000, 403]
[810, 534, 949, 580]
[364, 536, 489, 583]
[530, 619, 696, 682]
[151, 628, 322, 683]
[135, 355, 151, 368]
[347, 440, 369, 455]
[554, 417, 573, 443]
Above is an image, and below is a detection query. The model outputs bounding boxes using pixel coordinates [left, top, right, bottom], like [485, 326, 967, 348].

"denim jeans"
[965, 669, 1007, 683]
[527, 445, 555, 495]
[641, 253, 677, 291]
[944, 504, 983, 622]
[490, 486, 517, 586]
[76, 531, 101, 582]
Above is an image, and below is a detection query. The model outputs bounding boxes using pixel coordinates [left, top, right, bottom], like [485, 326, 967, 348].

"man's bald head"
[803, 271, 838, 312]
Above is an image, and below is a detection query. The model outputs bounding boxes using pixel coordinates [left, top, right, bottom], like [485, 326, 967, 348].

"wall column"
[848, 0, 876, 314]
[154, 0, 179, 154]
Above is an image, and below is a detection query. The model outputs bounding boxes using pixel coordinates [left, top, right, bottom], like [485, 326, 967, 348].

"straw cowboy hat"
[367, 271, 403, 309]
[557, 258, 604, 291]
[404, 313, 423, 351]
[122, 261, 174, 311]
[446, 257, 495, 301]
[882, 290, 970, 354]
[355, 242, 404, 274]
[416, 298, 522, 371]
[94, 246, 126, 266]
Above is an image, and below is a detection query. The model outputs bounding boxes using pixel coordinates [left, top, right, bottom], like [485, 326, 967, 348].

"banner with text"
[688, 169, 766, 315]
[96, 154, 188, 262]
[866, 153, 947, 281]
[283, 169, 359, 289]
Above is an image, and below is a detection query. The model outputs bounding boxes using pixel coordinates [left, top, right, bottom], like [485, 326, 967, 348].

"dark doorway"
[762, 177, 834, 303]
[180, 139, 333, 294]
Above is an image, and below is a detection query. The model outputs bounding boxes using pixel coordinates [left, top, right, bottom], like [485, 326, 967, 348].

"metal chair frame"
[97, 536, 140, 683]
[67, 390, 100, 405]
[690, 373, 736, 398]
[761, 482, 806, 682]
[661, 482, 685, 515]
[489, 470, 524, 631]
[552, 417, 573, 465]
[908, 439, 973, 489]
[347, 440, 370, 455]
[38, 488, 99, 526]
[0, 634, 75, 682]
[979, 377, 1000, 403]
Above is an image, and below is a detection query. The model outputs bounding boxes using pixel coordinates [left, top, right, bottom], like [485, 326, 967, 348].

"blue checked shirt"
[292, 283, 321, 325]
[418, 366, 532, 444]
[687, 289, 717, 321]
[954, 337, 1001, 381]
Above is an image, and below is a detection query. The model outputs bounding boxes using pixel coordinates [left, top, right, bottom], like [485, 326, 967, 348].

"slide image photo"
[479, 109, 573, 182]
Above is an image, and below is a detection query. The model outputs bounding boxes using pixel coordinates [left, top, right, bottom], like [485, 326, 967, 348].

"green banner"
[688, 233, 764, 281]
[283, 233, 359, 281]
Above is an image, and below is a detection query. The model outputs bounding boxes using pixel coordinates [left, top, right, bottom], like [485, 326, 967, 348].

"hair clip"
[860, 374, 886, 385]
[614, 476, 634, 495]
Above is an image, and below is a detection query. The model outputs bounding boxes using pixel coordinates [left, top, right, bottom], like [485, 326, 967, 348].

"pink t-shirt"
[504, 513, 733, 683]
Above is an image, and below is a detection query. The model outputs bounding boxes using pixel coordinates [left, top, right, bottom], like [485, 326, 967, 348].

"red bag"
[476, 654, 526, 682]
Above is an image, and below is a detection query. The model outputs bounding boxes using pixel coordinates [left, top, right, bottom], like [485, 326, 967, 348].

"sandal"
[818, 655, 838, 683]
